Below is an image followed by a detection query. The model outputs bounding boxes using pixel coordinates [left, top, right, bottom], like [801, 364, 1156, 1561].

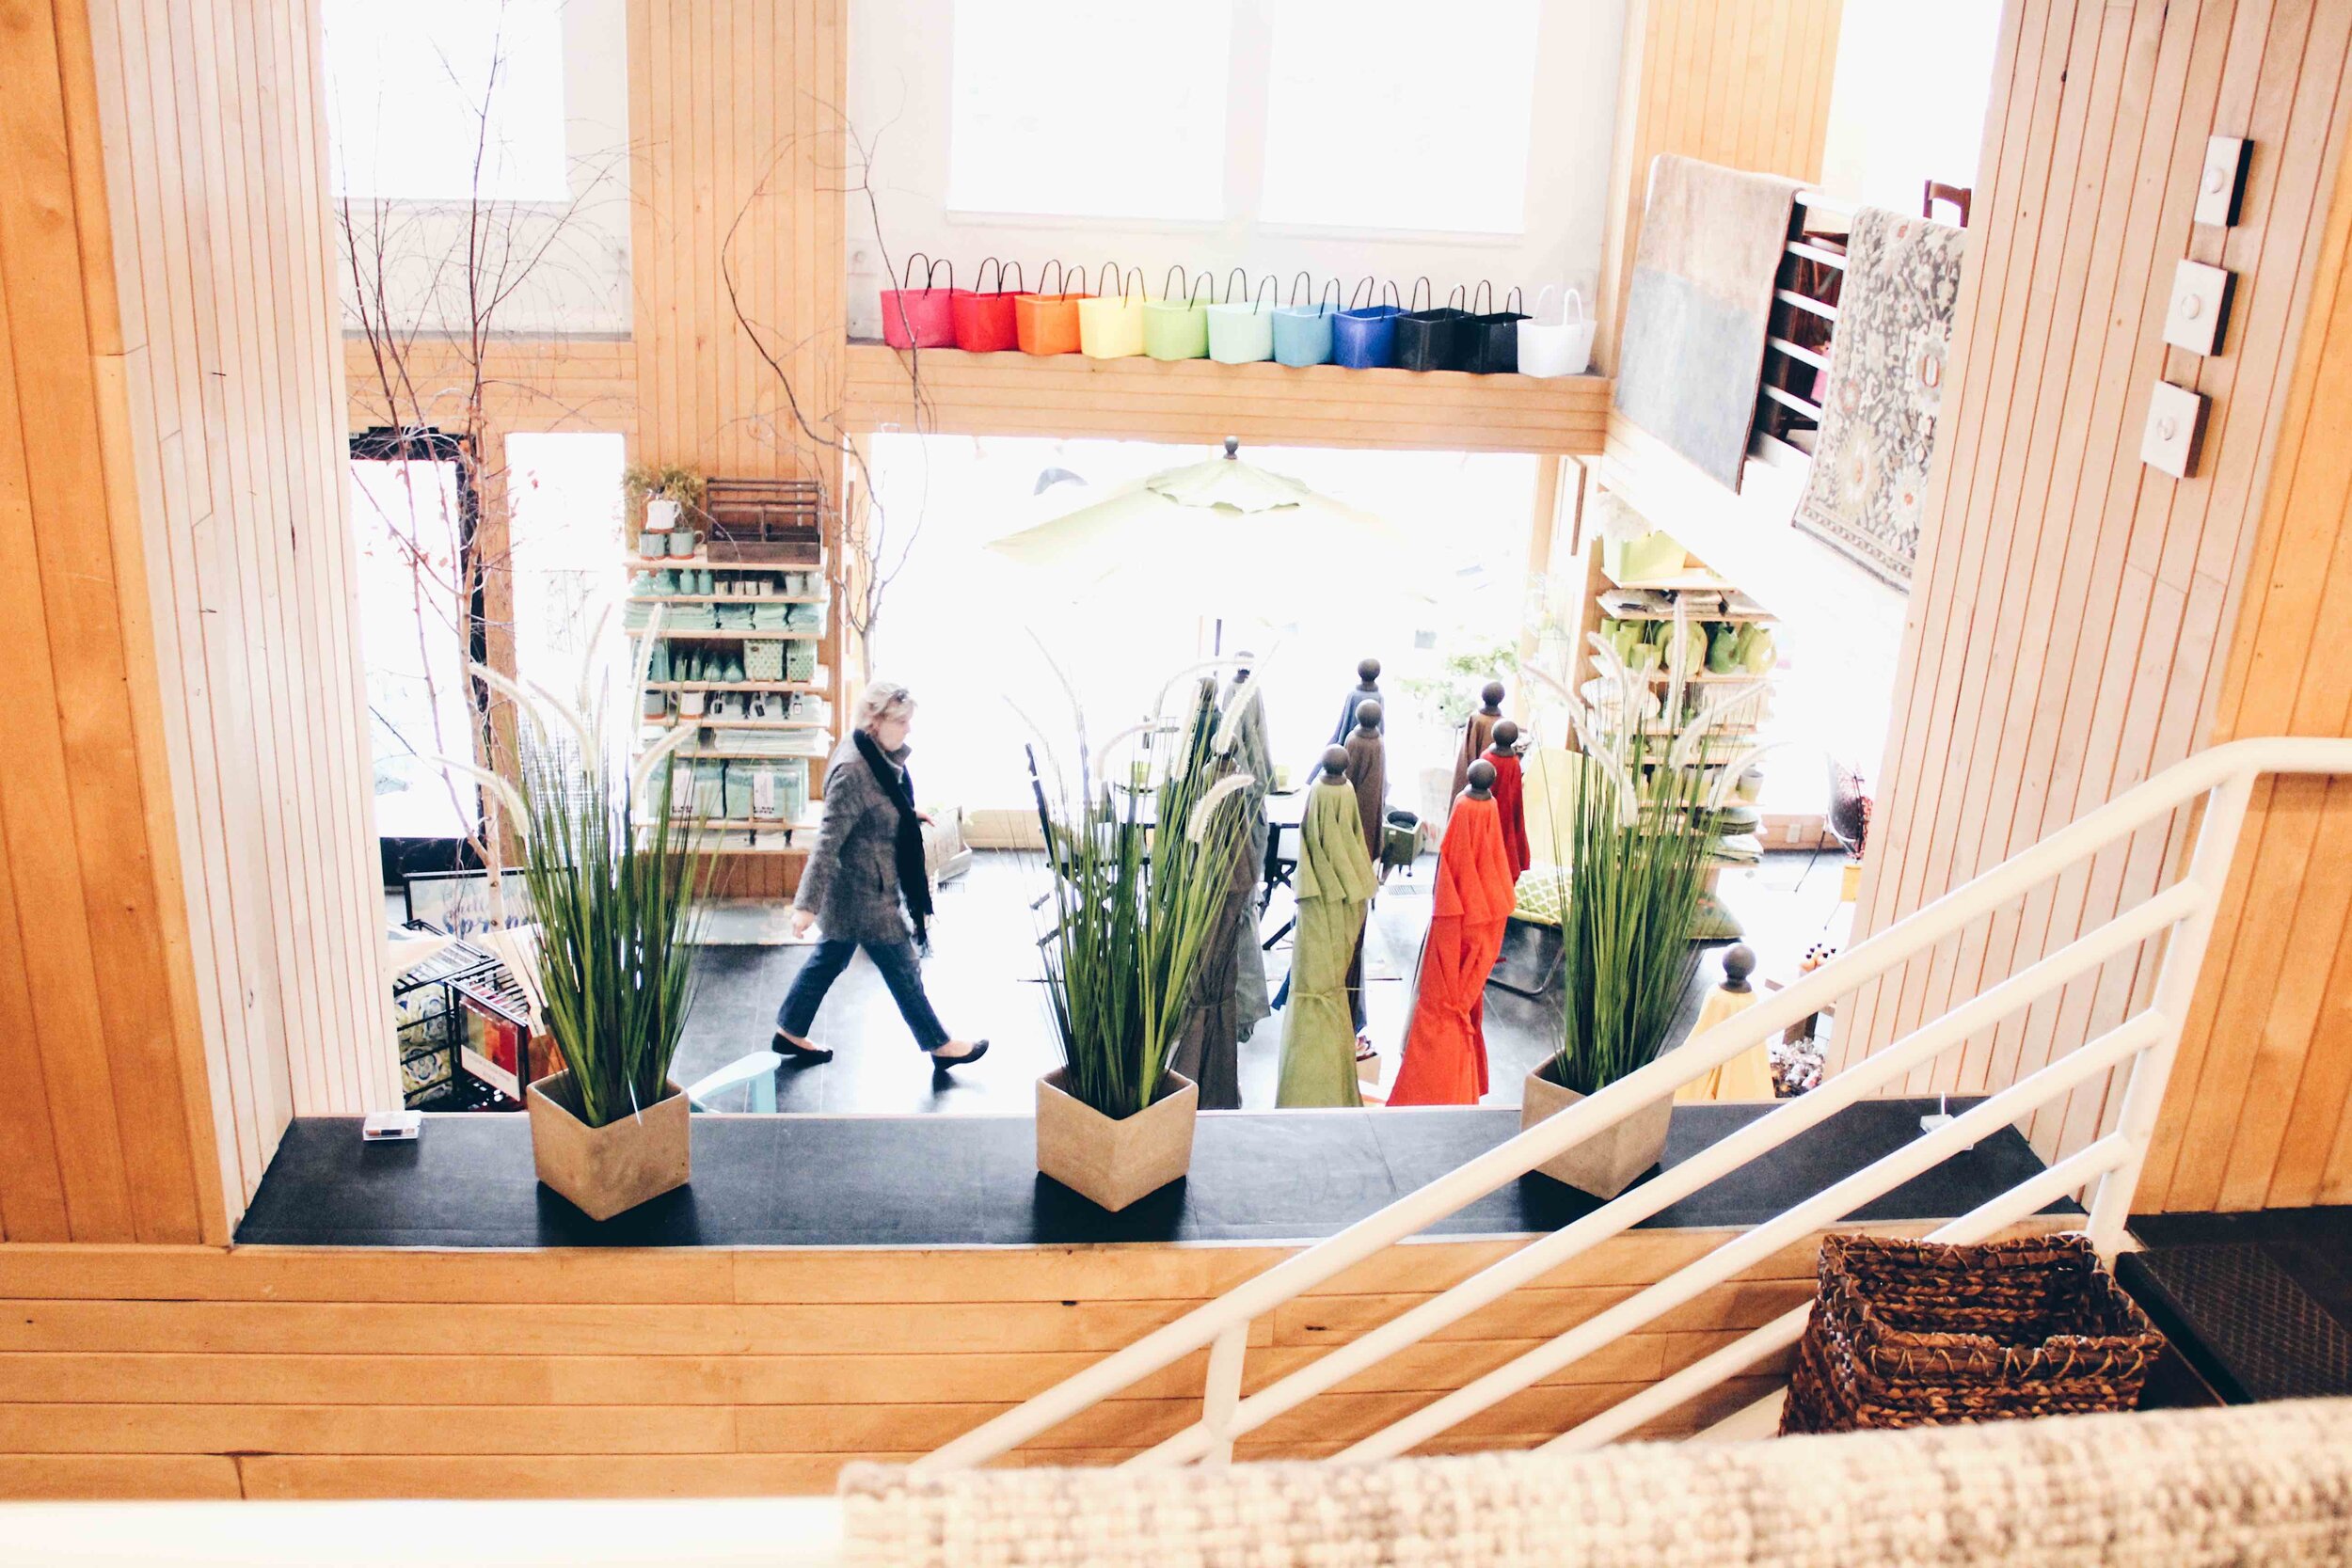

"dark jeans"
[776, 938, 949, 1053]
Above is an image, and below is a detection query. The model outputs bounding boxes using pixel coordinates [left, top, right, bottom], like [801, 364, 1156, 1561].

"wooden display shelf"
[1603, 609, 1776, 624]
[644, 682, 826, 695]
[646, 627, 824, 641]
[627, 594, 826, 605]
[1634, 669, 1773, 684]
[625, 554, 827, 573]
[644, 714, 828, 733]
[1600, 561, 1740, 593]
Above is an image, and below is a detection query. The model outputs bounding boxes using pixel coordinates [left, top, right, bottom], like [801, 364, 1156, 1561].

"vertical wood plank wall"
[2138, 129, 2352, 1211]
[1592, 0, 1847, 372]
[1833, 0, 2352, 1192]
[627, 0, 854, 740]
[84, 0, 393, 1226]
[0, 0, 266, 1244]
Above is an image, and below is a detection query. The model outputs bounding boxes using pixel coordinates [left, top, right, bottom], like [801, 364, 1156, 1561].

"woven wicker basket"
[1780, 1232, 2165, 1434]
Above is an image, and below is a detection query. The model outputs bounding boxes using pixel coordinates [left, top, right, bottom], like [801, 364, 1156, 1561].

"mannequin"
[1328, 657, 1385, 746]
[1224, 656, 1274, 1041]
[1675, 944, 1777, 1102]
[1278, 746, 1378, 1107]
[1341, 698, 1387, 1037]
[1486, 718, 1530, 882]
[1390, 759, 1516, 1106]
[1451, 680, 1506, 802]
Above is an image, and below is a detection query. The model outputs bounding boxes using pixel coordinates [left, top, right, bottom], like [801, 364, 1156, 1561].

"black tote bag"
[1393, 278, 1470, 372]
[1460, 283, 1530, 374]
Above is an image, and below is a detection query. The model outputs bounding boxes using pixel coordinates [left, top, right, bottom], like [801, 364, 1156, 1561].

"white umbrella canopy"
[983, 438, 1437, 625]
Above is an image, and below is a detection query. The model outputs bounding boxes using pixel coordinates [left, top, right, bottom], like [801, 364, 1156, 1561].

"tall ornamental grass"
[1024, 671, 1258, 1119]
[1551, 621, 1756, 1096]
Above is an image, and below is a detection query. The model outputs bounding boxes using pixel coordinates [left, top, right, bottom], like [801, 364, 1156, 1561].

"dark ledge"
[233, 1097, 2073, 1249]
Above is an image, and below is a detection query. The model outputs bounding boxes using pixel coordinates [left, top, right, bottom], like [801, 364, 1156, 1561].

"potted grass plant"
[1524, 627, 1742, 1198]
[453, 640, 705, 1220]
[1021, 669, 1260, 1212]
[624, 462, 706, 556]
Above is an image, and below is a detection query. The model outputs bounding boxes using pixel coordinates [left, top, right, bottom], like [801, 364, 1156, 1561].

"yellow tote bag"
[1077, 263, 1146, 358]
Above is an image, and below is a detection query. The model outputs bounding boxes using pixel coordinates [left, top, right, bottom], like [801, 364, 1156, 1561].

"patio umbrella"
[984, 438, 1436, 627]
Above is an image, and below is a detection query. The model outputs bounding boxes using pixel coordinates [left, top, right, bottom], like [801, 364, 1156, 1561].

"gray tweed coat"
[791, 738, 918, 944]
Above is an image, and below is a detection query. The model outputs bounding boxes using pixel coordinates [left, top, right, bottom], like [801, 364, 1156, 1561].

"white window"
[946, 0, 1233, 221]
[506, 432, 631, 759]
[1260, 0, 1541, 234]
[325, 0, 570, 202]
[351, 452, 477, 841]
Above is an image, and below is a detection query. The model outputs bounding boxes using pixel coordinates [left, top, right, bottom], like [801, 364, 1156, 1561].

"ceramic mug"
[666, 530, 696, 559]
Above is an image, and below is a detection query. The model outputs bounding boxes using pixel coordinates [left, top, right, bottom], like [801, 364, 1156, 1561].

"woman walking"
[777, 681, 987, 1073]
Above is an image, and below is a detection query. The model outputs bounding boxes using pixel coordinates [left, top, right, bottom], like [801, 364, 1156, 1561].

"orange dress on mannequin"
[1388, 793, 1517, 1106]
[1489, 748, 1530, 881]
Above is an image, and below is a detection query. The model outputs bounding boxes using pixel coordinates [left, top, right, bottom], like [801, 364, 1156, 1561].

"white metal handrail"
[914, 737, 2352, 1474]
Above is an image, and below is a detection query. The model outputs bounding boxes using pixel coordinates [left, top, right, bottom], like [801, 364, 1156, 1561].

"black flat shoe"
[930, 1039, 989, 1073]
[773, 1031, 834, 1064]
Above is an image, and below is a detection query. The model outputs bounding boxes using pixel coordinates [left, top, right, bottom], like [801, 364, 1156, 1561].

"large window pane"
[506, 431, 628, 749]
[351, 454, 477, 841]
[1260, 0, 1540, 234]
[866, 436, 1534, 822]
[947, 0, 1232, 220]
[325, 0, 569, 201]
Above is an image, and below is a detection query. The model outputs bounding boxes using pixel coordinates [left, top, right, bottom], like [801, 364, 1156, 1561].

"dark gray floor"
[236, 1097, 2065, 1247]
[2122, 1208, 2352, 1402]
[673, 847, 1853, 1115]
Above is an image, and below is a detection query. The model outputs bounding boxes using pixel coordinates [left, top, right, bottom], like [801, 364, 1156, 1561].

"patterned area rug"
[1794, 207, 1966, 588]
[843, 1399, 2352, 1566]
[1613, 154, 1803, 492]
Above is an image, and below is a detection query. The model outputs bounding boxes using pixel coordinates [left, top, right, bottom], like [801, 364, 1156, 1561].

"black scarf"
[854, 727, 933, 947]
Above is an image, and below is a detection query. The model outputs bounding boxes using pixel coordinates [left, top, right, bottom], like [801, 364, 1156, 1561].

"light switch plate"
[2196, 135, 2250, 226]
[2164, 259, 2235, 355]
[2141, 380, 2208, 479]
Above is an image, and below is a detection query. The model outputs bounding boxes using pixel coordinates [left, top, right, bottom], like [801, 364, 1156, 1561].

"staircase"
[914, 737, 2352, 1473]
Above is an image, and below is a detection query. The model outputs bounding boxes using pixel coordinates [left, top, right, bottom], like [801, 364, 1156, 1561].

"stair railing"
[913, 737, 2352, 1474]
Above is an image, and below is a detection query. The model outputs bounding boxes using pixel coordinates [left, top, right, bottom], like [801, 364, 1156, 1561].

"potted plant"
[455, 648, 706, 1220]
[624, 462, 707, 558]
[1524, 630, 1738, 1198]
[1023, 671, 1259, 1212]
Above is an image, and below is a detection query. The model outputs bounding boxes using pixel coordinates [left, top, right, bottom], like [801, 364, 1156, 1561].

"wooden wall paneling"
[0, 1223, 2058, 1497]
[1591, 0, 1847, 372]
[47, 0, 399, 1234]
[2074, 2, 2352, 1174]
[0, 0, 243, 1243]
[1944, 0, 2195, 1109]
[1836, 0, 2352, 1192]
[2140, 41, 2352, 1211]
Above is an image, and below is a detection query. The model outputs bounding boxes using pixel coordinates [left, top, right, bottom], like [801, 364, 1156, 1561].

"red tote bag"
[879, 254, 963, 349]
[952, 258, 1024, 353]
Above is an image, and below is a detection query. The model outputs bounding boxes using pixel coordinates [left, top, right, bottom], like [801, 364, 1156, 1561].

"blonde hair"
[855, 679, 915, 732]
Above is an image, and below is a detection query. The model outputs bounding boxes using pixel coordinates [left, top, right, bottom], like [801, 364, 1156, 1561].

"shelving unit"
[626, 546, 838, 892]
[1578, 524, 1783, 932]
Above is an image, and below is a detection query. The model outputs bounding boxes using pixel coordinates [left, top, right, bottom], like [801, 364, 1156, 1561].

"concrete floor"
[672, 847, 1853, 1115]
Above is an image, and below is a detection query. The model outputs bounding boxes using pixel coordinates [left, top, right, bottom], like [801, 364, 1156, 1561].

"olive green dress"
[1278, 778, 1380, 1107]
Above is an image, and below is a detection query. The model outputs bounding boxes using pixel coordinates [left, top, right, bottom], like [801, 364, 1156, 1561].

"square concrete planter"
[527, 1069, 691, 1221]
[1520, 1061, 1673, 1199]
[1037, 1068, 1197, 1212]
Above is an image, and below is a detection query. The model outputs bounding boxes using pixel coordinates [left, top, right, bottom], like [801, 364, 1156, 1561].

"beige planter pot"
[527, 1070, 691, 1221]
[1036, 1068, 1197, 1212]
[1520, 1062, 1673, 1199]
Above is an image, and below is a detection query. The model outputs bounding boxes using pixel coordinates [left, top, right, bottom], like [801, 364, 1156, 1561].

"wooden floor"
[0, 1220, 2067, 1500]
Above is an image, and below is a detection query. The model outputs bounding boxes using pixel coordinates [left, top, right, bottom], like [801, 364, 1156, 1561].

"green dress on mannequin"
[1279, 754, 1379, 1107]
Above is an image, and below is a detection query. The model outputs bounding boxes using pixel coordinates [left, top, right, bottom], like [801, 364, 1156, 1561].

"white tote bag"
[1517, 285, 1596, 378]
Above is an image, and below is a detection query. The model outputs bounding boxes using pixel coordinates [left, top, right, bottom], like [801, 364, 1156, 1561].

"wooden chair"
[1923, 180, 1973, 227]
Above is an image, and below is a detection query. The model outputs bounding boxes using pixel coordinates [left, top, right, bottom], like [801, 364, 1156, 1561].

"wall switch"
[2196, 135, 2251, 227]
[2141, 380, 2208, 479]
[2164, 259, 2235, 355]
